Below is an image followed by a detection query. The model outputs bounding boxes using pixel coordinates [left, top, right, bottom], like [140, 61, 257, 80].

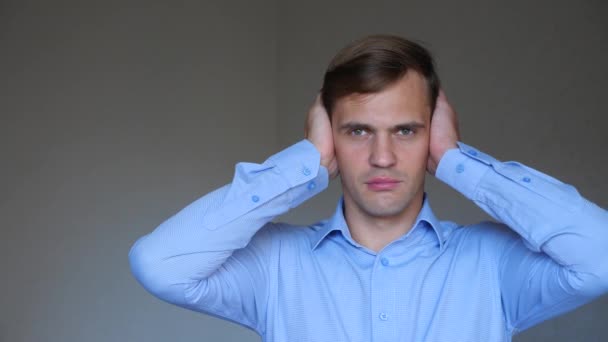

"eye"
[397, 128, 414, 136]
[350, 128, 368, 136]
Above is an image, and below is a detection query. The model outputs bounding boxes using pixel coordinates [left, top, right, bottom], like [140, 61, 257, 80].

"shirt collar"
[311, 192, 446, 251]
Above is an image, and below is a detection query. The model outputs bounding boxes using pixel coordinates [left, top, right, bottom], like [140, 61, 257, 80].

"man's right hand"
[305, 94, 339, 179]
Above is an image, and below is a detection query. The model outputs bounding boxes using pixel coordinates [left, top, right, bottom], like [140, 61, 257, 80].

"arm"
[429, 91, 608, 333]
[436, 142, 608, 333]
[128, 141, 328, 332]
[128, 94, 336, 332]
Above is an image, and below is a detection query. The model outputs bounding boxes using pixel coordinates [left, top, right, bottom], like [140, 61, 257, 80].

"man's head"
[321, 34, 440, 118]
[322, 35, 439, 221]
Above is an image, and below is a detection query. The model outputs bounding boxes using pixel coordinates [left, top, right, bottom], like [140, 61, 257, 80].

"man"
[129, 35, 608, 341]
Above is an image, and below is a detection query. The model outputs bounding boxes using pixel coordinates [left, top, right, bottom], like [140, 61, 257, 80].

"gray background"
[1, 0, 606, 341]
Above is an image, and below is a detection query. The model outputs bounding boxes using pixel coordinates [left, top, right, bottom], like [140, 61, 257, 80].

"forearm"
[436, 142, 608, 293]
[128, 140, 328, 304]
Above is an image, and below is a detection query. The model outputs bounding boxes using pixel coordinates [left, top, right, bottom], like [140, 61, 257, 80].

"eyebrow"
[338, 121, 426, 132]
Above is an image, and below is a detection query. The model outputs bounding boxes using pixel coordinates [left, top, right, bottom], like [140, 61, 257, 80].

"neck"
[343, 191, 424, 253]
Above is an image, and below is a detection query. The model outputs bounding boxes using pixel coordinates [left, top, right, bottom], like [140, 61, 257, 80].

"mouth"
[365, 177, 401, 191]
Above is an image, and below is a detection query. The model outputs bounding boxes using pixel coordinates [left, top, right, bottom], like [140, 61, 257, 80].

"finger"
[315, 92, 322, 103]
[438, 88, 446, 99]
[436, 89, 448, 107]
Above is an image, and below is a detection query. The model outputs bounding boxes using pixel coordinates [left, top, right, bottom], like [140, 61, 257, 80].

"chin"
[361, 199, 411, 218]
[360, 186, 423, 218]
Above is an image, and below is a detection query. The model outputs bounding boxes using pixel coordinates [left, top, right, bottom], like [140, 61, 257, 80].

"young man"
[129, 35, 608, 341]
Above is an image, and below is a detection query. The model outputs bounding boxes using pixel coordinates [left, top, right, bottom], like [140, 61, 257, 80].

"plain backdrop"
[1, 1, 606, 341]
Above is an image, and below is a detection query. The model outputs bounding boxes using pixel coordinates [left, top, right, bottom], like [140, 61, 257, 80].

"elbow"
[128, 237, 161, 293]
[579, 232, 608, 296]
[566, 201, 608, 297]
[128, 237, 184, 304]
[568, 262, 608, 297]
[592, 256, 608, 295]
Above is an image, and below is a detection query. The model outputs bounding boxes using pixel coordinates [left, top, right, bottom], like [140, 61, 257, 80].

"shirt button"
[468, 149, 478, 156]
[380, 257, 389, 266]
[307, 181, 316, 190]
[456, 163, 465, 173]
[273, 167, 281, 174]
[251, 195, 260, 202]
[522, 176, 531, 183]
[379, 312, 389, 321]
[302, 167, 311, 176]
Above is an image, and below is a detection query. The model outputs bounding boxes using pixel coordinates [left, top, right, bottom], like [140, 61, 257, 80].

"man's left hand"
[427, 89, 460, 175]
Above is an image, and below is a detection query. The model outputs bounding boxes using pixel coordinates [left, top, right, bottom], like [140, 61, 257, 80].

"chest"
[264, 239, 508, 342]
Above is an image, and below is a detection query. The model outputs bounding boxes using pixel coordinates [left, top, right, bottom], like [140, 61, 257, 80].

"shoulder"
[443, 219, 522, 254]
[249, 219, 327, 249]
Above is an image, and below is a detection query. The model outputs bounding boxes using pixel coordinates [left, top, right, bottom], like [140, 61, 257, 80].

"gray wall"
[1, 1, 606, 341]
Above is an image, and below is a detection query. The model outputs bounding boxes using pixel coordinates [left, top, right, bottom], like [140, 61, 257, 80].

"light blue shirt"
[129, 140, 608, 342]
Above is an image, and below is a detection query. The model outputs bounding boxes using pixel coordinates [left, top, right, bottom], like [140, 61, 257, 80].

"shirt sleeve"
[435, 141, 608, 334]
[128, 139, 329, 333]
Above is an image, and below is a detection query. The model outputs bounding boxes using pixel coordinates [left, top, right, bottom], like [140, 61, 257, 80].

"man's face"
[331, 71, 431, 219]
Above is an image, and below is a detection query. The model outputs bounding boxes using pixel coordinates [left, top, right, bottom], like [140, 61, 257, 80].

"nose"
[369, 134, 396, 168]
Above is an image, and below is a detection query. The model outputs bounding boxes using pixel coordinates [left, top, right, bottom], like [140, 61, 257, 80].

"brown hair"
[321, 34, 440, 116]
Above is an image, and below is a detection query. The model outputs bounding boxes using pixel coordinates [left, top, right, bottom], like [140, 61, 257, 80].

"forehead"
[332, 71, 431, 126]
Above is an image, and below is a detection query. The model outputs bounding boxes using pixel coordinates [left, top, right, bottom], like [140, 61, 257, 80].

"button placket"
[371, 253, 396, 340]
[381, 257, 389, 266]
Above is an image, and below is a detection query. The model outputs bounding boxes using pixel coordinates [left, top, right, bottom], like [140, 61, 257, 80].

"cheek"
[334, 140, 367, 170]
[335, 146, 358, 168]
[397, 139, 429, 165]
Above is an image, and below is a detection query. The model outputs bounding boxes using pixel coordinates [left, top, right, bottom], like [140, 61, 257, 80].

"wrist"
[429, 142, 458, 176]
[438, 142, 458, 162]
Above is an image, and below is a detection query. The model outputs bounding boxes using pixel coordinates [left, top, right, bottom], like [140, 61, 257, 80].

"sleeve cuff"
[267, 139, 323, 188]
[268, 139, 329, 208]
[435, 142, 496, 200]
